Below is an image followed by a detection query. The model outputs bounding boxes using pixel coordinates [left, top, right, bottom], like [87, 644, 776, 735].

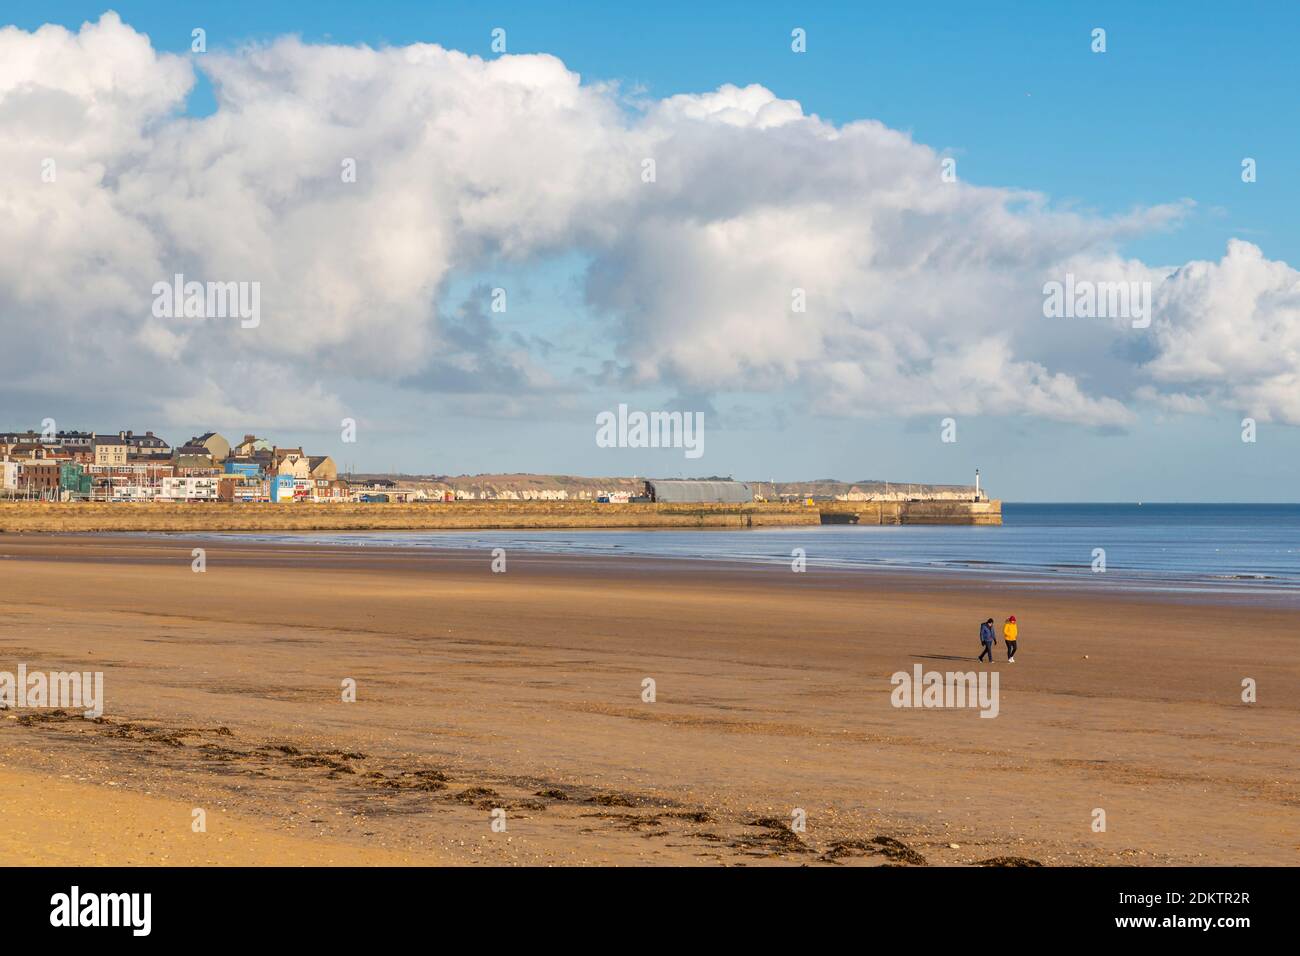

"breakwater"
[0, 499, 1000, 532]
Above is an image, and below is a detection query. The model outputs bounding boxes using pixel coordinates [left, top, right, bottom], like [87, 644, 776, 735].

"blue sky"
[22, 1, 1297, 266]
[4, 3, 1299, 500]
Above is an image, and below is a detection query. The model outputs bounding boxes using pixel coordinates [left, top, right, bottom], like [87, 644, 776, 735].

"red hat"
[1009, 615, 1016, 622]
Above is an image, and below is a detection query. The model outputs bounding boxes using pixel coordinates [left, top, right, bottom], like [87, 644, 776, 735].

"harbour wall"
[0, 499, 1001, 533]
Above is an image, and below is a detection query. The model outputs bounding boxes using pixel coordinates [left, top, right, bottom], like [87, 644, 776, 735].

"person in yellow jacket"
[1003, 616, 1018, 663]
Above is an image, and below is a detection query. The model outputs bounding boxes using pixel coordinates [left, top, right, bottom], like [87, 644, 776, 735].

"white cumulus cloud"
[0, 12, 1297, 434]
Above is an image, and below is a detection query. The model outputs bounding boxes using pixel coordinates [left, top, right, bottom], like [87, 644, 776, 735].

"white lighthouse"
[974, 468, 981, 502]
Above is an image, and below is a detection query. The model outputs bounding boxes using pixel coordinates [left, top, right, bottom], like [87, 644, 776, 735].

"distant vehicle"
[359, 494, 390, 503]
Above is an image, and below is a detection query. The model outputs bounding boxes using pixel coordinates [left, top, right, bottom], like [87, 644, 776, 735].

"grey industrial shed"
[644, 479, 754, 503]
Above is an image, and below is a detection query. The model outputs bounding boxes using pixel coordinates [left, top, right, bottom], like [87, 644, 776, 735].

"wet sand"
[0, 534, 1296, 866]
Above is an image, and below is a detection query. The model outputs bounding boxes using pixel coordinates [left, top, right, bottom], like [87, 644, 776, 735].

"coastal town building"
[0, 426, 351, 503]
[645, 479, 754, 503]
[3, 443, 67, 462]
[93, 435, 130, 467]
[122, 430, 171, 457]
[173, 454, 220, 474]
[0, 431, 49, 447]
[184, 432, 231, 462]
[19, 461, 61, 497]
[224, 458, 263, 478]
[308, 456, 337, 481]
[233, 435, 273, 456]
[56, 431, 96, 449]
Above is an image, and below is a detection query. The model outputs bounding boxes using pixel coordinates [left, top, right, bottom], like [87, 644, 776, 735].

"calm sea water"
[205, 503, 1300, 595]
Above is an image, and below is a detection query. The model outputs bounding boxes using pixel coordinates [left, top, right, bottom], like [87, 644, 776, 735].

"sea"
[199, 503, 1300, 597]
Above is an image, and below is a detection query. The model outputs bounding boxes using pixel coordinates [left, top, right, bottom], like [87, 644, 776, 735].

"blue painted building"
[269, 474, 297, 503]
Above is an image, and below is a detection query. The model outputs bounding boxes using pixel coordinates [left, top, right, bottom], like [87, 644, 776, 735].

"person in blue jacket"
[978, 618, 996, 662]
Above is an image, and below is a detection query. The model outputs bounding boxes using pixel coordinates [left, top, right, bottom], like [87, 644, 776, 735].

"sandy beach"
[0, 534, 1295, 866]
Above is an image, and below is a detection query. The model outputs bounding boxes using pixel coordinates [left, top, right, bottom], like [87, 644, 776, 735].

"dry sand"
[0, 534, 1295, 866]
[0, 765, 421, 865]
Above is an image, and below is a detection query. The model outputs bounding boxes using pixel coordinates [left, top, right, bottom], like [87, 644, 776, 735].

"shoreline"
[1, 534, 1296, 866]
[8, 529, 1299, 606]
